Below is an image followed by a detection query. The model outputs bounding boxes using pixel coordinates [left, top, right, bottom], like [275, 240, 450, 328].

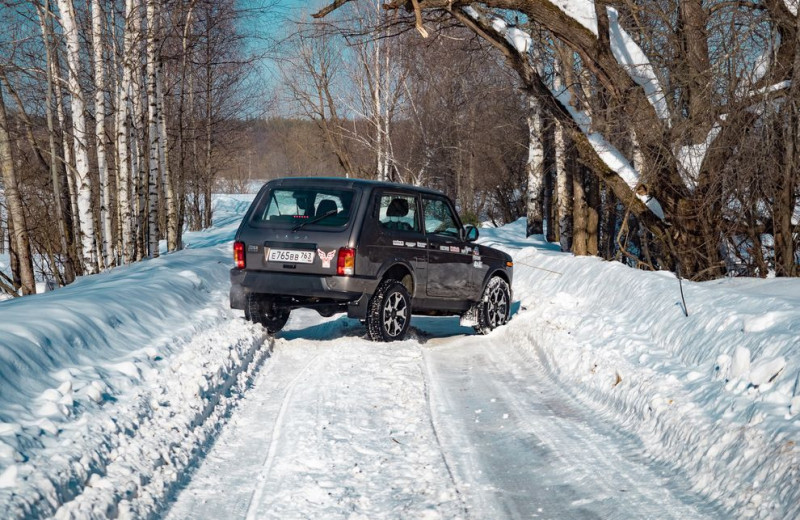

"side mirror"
[463, 225, 479, 242]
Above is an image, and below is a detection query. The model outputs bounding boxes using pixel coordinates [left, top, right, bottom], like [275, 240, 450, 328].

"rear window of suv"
[250, 187, 355, 228]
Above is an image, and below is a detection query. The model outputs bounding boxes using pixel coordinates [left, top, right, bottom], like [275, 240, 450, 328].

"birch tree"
[35, 0, 77, 283]
[0, 79, 36, 295]
[117, 0, 140, 264]
[146, 0, 160, 258]
[92, 0, 113, 269]
[57, 0, 97, 274]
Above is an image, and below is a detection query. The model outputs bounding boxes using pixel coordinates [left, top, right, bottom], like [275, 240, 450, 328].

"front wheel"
[245, 294, 290, 334]
[472, 276, 511, 335]
[365, 280, 411, 342]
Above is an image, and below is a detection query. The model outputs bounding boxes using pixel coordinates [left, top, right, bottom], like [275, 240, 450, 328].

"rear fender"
[375, 259, 417, 298]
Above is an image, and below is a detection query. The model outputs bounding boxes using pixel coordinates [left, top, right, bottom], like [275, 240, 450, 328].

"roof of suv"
[266, 177, 448, 198]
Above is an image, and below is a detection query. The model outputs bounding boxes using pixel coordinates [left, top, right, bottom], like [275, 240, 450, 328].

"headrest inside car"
[387, 198, 409, 217]
[316, 199, 338, 216]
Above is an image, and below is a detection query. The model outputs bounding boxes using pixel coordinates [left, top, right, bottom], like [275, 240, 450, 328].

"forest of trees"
[0, 0, 252, 296]
[1, 0, 799, 299]
[307, 0, 800, 280]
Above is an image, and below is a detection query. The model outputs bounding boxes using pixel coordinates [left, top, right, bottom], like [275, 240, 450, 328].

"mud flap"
[347, 294, 369, 320]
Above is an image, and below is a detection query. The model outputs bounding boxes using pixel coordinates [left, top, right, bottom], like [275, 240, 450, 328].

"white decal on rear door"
[317, 249, 335, 268]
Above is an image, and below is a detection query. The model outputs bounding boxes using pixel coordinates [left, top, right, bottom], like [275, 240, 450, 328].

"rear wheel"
[473, 276, 511, 335]
[365, 279, 411, 342]
[246, 294, 290, 334]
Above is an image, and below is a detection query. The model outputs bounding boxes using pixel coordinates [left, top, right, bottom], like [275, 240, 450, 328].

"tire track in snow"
[244, 348, 325, 520]
[421, 346, 472, 520]
[170, 312, 466, 520]
[422, 331, 720, 519]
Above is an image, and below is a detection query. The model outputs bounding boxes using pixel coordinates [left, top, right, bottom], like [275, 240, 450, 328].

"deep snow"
[0, 193, 798, 519]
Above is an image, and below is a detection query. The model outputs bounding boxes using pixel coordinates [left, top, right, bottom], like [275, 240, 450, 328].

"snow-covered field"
[1, 194, 799, 519]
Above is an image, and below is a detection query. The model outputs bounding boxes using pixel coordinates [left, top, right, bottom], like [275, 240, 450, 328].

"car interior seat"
[315, 199, 339, 217]
[384, 198, 413, 231]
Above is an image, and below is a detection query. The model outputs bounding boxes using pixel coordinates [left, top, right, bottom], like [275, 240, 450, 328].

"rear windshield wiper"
[292, 208, 338, 232]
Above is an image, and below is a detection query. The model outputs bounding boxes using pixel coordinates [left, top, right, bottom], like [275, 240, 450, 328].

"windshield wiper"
[292, 208, 338, 232]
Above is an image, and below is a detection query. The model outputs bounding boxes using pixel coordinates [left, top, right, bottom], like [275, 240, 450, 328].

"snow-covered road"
[165, 310, 722, 519]
[3, 195, 798, 519]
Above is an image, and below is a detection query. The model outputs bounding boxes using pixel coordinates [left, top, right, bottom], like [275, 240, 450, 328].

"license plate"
[266, 248, 314, 264]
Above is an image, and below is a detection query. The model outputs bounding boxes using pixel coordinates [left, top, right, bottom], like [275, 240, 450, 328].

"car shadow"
[275, 301, 523, 343]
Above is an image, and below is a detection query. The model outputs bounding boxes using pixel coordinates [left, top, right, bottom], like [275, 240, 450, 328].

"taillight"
[234, 241, 245, 269]
[337, 247, 355, 276]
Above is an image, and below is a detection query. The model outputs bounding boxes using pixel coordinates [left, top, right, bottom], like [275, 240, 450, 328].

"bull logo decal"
[318, 249, 336, 268]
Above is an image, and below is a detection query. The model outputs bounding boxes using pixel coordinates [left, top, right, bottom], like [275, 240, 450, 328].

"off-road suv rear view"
[230, 177, 513, 341]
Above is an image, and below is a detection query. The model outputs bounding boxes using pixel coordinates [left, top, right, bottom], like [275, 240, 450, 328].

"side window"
[423, 197, 459, 238]
[377, 194, 420, 233]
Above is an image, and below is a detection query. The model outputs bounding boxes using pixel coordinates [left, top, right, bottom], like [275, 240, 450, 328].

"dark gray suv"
[230, 177, 513, 341]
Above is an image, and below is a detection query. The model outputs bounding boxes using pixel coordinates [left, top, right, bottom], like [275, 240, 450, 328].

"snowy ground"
[1, 195, 799, 519]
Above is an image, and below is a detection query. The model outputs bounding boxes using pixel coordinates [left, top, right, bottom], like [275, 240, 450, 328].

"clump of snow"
[675, 122, 721, 190]
[468, 9, 531, 54]
[553, 87, 640, 189]
[607, 7, 669, 123]
[507, 26, 531, 54]
[551, 0, 598, 35]
[552, 86, 665, 220]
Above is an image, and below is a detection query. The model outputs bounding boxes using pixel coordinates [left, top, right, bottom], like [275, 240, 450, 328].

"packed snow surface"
[1, 194, 799, 519]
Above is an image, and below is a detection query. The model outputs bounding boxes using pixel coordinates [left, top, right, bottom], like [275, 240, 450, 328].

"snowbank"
[0, 195, 269, 518]
[481, 219, 800, 518]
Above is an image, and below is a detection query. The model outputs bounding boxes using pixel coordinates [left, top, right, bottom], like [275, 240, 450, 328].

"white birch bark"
[117, 0, 138, 264]
[51, 48, 81, 264]
[380, 21, 393, 181]
[57, 0, 98, 274]
[553, 67, 572, 252]
[526, 93, 545, 236]
[373, 29, 384, 181]
[157, 56, 178, 251]
[146, 0, 160, 258]
[92, 0, 113, 269]
[131, 22, 147, 261]
[36, 0, 76, 282]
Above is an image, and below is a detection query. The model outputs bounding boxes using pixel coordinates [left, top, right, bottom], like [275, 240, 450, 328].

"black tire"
[246, 294, 290, 334]
[473, 276, 511, 335]
[365, 279, 411, 342]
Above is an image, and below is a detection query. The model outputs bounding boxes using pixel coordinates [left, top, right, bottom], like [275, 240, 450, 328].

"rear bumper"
[230, 268, 374, 310]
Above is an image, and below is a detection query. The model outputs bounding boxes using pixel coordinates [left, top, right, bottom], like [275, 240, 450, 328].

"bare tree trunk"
[57, 0, 98, 274]
[554, 118, 572, 252]
[157, 46, 178, 252]
[52, 43, 82, 272]
[586, 167, 600, 256]
[572, 166, 589, 256]
[131, 36, 147, 261]
[175, 2, 195, 249]
[36, 0, 76, 284]
[203, 34, 213, 229]
[526, 92, 545, 236]
[146, 0, 160, 257]
[117, 0, 139, 264]
[0, 80, 36, 295]
[0, 194, 5, 255]
[776, 10, 800, 277]
[92, 0, 113, 269]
